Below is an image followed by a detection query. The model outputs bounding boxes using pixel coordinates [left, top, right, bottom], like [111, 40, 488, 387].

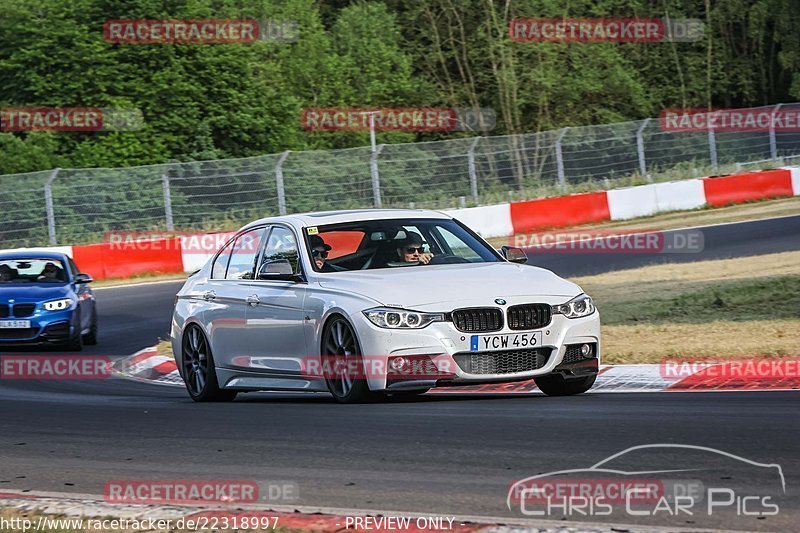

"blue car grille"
[11, 304, 36, 317]
[0, 328, 39, 340]
[0, 303, 36, 317]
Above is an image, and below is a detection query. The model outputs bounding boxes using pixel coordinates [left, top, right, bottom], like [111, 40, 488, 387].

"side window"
[259, 226, 300, 274]
[225, 228, 266, 280]
[68, 258, 80, 276]
[211, 239, 235, 279]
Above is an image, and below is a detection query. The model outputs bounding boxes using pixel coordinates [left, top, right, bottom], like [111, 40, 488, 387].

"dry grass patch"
[602, 320, 800, 364]
[156, 339, 173, 356]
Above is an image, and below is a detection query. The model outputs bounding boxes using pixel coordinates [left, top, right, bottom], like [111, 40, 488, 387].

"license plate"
[471, 331, 542, 351]
[0, 320, 30, 329]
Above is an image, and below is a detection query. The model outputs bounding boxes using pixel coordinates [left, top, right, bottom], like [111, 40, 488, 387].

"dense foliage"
[1, 0, 798, 174]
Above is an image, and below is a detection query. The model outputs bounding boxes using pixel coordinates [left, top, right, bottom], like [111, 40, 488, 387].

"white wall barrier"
[444, 203, 513, 239]
[653, 179, 707, 212]
[607, 185, 658, 221]
[784, 166, 800, 196]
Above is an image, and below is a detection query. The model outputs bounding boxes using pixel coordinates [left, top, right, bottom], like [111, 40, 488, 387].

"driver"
[309, 235, 336, 272]
[38, 262, 61, 281]
[396, 231, 434, 265]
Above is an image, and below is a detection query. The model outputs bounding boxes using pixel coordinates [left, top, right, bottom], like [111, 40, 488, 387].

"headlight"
[363, 307, 445, 329]
[552, 294, 595, 319]
[43, 298, 73, 311]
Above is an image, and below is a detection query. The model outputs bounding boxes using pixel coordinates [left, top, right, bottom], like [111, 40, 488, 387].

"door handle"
[203, 290, 216, 301]
[246, 294, 260, 306]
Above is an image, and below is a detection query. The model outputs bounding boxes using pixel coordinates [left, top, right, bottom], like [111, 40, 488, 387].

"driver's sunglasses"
[405, 246, 425, 254]
[312, 249, 329, 259]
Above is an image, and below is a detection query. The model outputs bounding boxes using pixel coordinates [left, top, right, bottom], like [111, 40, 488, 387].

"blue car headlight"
[43, 298, 74, 311]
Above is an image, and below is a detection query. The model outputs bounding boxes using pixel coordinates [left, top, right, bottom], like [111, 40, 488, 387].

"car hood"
[318, 262, 582, 309]
[0, 283, 72, 303]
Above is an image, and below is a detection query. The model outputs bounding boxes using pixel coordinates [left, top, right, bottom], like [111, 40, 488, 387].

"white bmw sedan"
[171, 209, 600, 403]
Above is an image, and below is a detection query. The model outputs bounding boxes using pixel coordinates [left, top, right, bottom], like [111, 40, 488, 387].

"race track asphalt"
[0, 214, 798, 531]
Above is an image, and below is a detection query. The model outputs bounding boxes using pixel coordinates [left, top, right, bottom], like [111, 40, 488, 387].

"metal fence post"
[770, 103, 783, 161]
[467, 137, 481, 204]
[161, 167, 174, 231]
[44, 168, 60, 245]
[708, 115, 719, 174]
[275, 150, 290, 215]
[636, 118, 651, 181]
[555, 127, 569, 190]
[371, 144, 384, 208]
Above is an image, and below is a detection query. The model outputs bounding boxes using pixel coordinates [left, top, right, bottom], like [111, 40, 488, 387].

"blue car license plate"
[0, 320, 31, 329]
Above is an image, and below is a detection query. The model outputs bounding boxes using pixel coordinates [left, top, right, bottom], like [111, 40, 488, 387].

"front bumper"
[352, 310, 600, 391]
[0, 309, 78, 346]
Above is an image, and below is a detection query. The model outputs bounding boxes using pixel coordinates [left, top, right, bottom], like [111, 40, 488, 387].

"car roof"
[0, 250, 68, 261]
[243, 208, 452, 230]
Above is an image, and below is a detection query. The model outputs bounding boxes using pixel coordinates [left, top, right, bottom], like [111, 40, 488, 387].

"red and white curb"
[0, 489, 715, 533]
[112, 347, 183, 385]
[115, 348, 800, 393]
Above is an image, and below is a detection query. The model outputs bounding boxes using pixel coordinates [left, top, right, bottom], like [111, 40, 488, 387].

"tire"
[321, 316, 378, 403]
[181, 324, 237, 402]
[534, 373, 597, 396]
[66, 311, 83, 351]
[83, 310, 98, 345]
[66, 331, 83, 351]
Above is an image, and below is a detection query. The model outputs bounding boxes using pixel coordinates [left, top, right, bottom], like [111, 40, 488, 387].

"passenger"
[309, 235, 336, 272]
[0, 264, 12, 282]
[38, 262, 61, 281]
[396, 231, 433, 265]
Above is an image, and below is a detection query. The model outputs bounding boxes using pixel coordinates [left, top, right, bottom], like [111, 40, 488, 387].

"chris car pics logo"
[508, 444, 785, 518]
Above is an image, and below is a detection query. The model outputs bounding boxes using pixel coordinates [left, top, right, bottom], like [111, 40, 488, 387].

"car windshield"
[0, 258, 68, 283]
[305, 218, 501, 272]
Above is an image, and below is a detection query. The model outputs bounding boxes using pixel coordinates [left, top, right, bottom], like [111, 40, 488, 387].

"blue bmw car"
[0, 251, 97, 350]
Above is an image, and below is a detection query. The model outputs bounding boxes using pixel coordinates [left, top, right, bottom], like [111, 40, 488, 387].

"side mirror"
[257, 259, 301, 281]
[500, 246, 528, 264]
[74, 273, 93, 284]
